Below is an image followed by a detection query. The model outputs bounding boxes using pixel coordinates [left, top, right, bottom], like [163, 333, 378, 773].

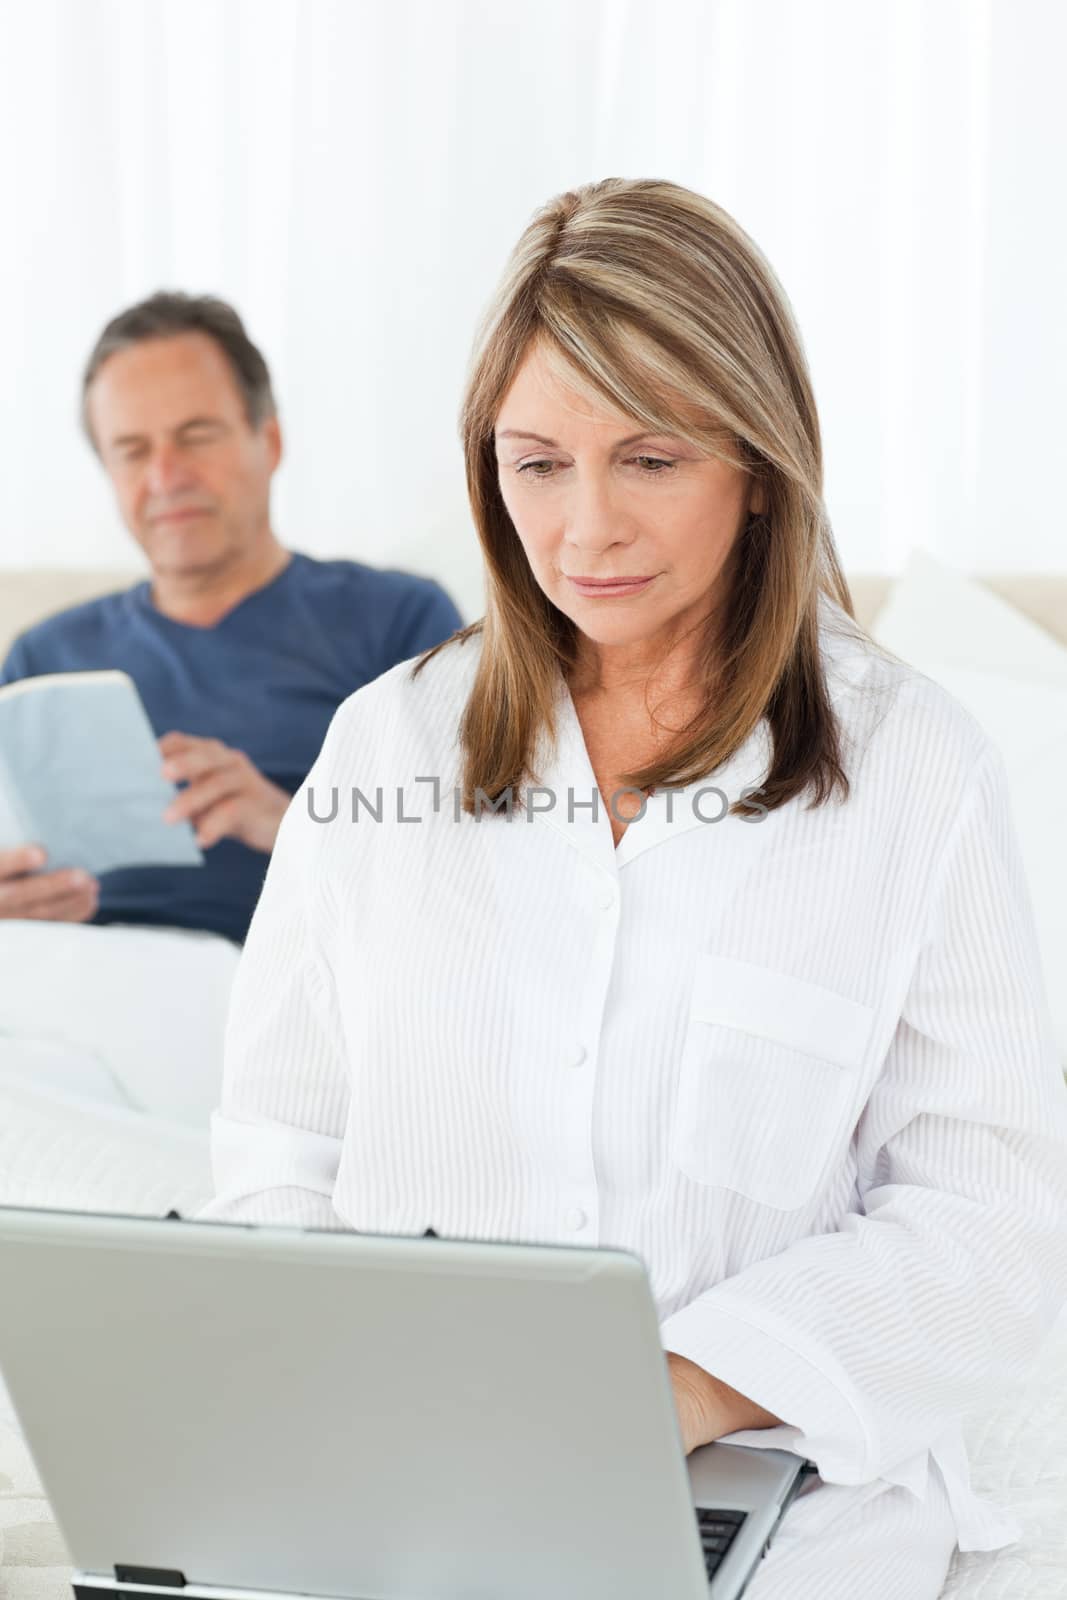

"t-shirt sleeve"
[0, 633, 36, 688]
[389, 580, 464, 664]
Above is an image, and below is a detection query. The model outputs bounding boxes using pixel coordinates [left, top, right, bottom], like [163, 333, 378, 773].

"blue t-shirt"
[0, 552, 463, 943]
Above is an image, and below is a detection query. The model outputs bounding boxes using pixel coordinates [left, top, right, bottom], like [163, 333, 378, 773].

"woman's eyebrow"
[495, 428, 671, 449]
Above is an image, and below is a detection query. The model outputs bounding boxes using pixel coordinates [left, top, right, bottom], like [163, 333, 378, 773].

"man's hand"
[667, 1351, 783, 1455]
[159, 732, 290, 854]
[0, 844, 99, 923]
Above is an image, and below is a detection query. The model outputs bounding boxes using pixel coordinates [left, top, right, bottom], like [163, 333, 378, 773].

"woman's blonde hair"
[416, 176, 862, 817]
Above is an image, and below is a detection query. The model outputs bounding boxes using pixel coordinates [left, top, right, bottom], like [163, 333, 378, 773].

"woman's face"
[494, 340, 764, 664]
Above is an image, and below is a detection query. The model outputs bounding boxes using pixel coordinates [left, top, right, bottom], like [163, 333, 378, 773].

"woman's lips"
[566, 575, 656, 597]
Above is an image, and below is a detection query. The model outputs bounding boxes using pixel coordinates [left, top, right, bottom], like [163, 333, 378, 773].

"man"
[0, 292, 462, 943]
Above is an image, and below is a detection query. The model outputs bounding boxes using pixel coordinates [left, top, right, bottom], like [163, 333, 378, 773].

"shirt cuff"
[659, 1294, 1024, 1553]
[659, 1288, 875, 1484]
[200, 1110, 345, 1227]
[195, 1184, 346, 1229]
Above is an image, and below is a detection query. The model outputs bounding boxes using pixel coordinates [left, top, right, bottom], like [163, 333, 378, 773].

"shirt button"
[565, 1207, 587, 1232]
[598, 887, 616, 911]
[569, 1045, 588, 1069]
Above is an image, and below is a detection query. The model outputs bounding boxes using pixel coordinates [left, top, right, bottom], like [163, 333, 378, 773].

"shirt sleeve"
[392, 579, 463, 662]
[660, 742, 1067, 1520]
[0, 633, 35, 688]
[196, 712, 353, 1230]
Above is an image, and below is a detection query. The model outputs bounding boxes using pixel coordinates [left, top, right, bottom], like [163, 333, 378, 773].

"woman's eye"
[512, 455, 676, 480]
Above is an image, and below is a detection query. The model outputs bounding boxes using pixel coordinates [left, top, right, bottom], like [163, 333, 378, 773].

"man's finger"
[194, 797, 242, 850]
[158, 731, 197, 756]
[161, 742, 240, 786]
[163, 768, 246, 826]
[0, 866, 96, 909]
[0, 869, 98, 921]
[0, 843, 48, 878]
[20, 887, 99, 924]
[0, 876, 95, 915]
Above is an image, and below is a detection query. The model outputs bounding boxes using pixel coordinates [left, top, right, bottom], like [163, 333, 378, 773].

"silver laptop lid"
[0, 1206, 806, 1600]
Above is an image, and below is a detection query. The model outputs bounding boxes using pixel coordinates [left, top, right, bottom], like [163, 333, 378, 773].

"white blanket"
[0, 1068, 212, 1223]
[0, 920, 240, 1126]
[0, 921, 234, 1569]
[0, 920, 230, 1424]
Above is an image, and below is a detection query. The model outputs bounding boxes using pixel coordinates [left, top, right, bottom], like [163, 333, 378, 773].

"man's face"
[85, 331, 282, 579]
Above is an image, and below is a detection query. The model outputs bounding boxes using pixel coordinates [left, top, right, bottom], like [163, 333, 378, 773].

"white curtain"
[0, 0, 1061, 618]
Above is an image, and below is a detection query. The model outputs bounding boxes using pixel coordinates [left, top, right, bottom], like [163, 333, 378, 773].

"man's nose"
[145, 444, 196, 497]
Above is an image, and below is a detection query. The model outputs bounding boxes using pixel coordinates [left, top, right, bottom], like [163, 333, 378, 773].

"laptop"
[0, 1205, 815, 1600]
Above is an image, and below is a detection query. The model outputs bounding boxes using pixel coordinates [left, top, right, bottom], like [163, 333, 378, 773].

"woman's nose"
[565, 477, 633, 552]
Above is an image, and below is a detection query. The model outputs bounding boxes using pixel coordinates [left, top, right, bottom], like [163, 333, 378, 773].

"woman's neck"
[568, 630, 711, 725]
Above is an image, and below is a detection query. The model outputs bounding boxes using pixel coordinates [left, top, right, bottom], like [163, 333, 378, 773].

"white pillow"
[872, 547, 1067, 685]
[871, 550, 1067, 1058]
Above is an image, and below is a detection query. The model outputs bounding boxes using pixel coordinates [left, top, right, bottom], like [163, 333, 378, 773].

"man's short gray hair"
[81, 290, 277, 447]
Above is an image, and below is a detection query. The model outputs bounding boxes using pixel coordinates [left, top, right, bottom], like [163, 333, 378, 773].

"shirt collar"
[523, 664, 773, 877]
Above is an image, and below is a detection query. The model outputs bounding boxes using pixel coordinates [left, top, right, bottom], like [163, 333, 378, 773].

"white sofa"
[4, 563, 1067, 659]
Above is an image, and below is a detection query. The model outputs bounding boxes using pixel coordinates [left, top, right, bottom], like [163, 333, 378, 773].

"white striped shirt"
[200, 594, 1067, 1555]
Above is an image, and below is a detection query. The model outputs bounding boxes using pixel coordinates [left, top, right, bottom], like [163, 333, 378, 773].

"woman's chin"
[554, 591, 664, 639]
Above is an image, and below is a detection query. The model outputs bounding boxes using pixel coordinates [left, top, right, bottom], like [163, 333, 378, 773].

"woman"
[200, 179, 1067, 1598]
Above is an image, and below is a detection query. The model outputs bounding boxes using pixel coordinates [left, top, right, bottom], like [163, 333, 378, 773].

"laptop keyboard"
[695, 1506, 748, 1582]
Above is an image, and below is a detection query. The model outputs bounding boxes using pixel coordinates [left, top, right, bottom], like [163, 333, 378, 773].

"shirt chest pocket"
[670, 953, 877, 1210]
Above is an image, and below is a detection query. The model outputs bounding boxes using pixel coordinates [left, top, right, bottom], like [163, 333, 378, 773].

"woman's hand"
[667, 1351, 784, 1455]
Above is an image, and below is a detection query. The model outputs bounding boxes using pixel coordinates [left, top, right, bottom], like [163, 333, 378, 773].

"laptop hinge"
[114, 1568, 187, 1589]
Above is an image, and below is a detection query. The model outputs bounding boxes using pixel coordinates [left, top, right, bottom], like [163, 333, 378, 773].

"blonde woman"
[201, 180, 1067, 1598]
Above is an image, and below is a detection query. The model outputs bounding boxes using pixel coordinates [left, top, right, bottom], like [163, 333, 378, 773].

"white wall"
[0, 0, 1063, 621]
